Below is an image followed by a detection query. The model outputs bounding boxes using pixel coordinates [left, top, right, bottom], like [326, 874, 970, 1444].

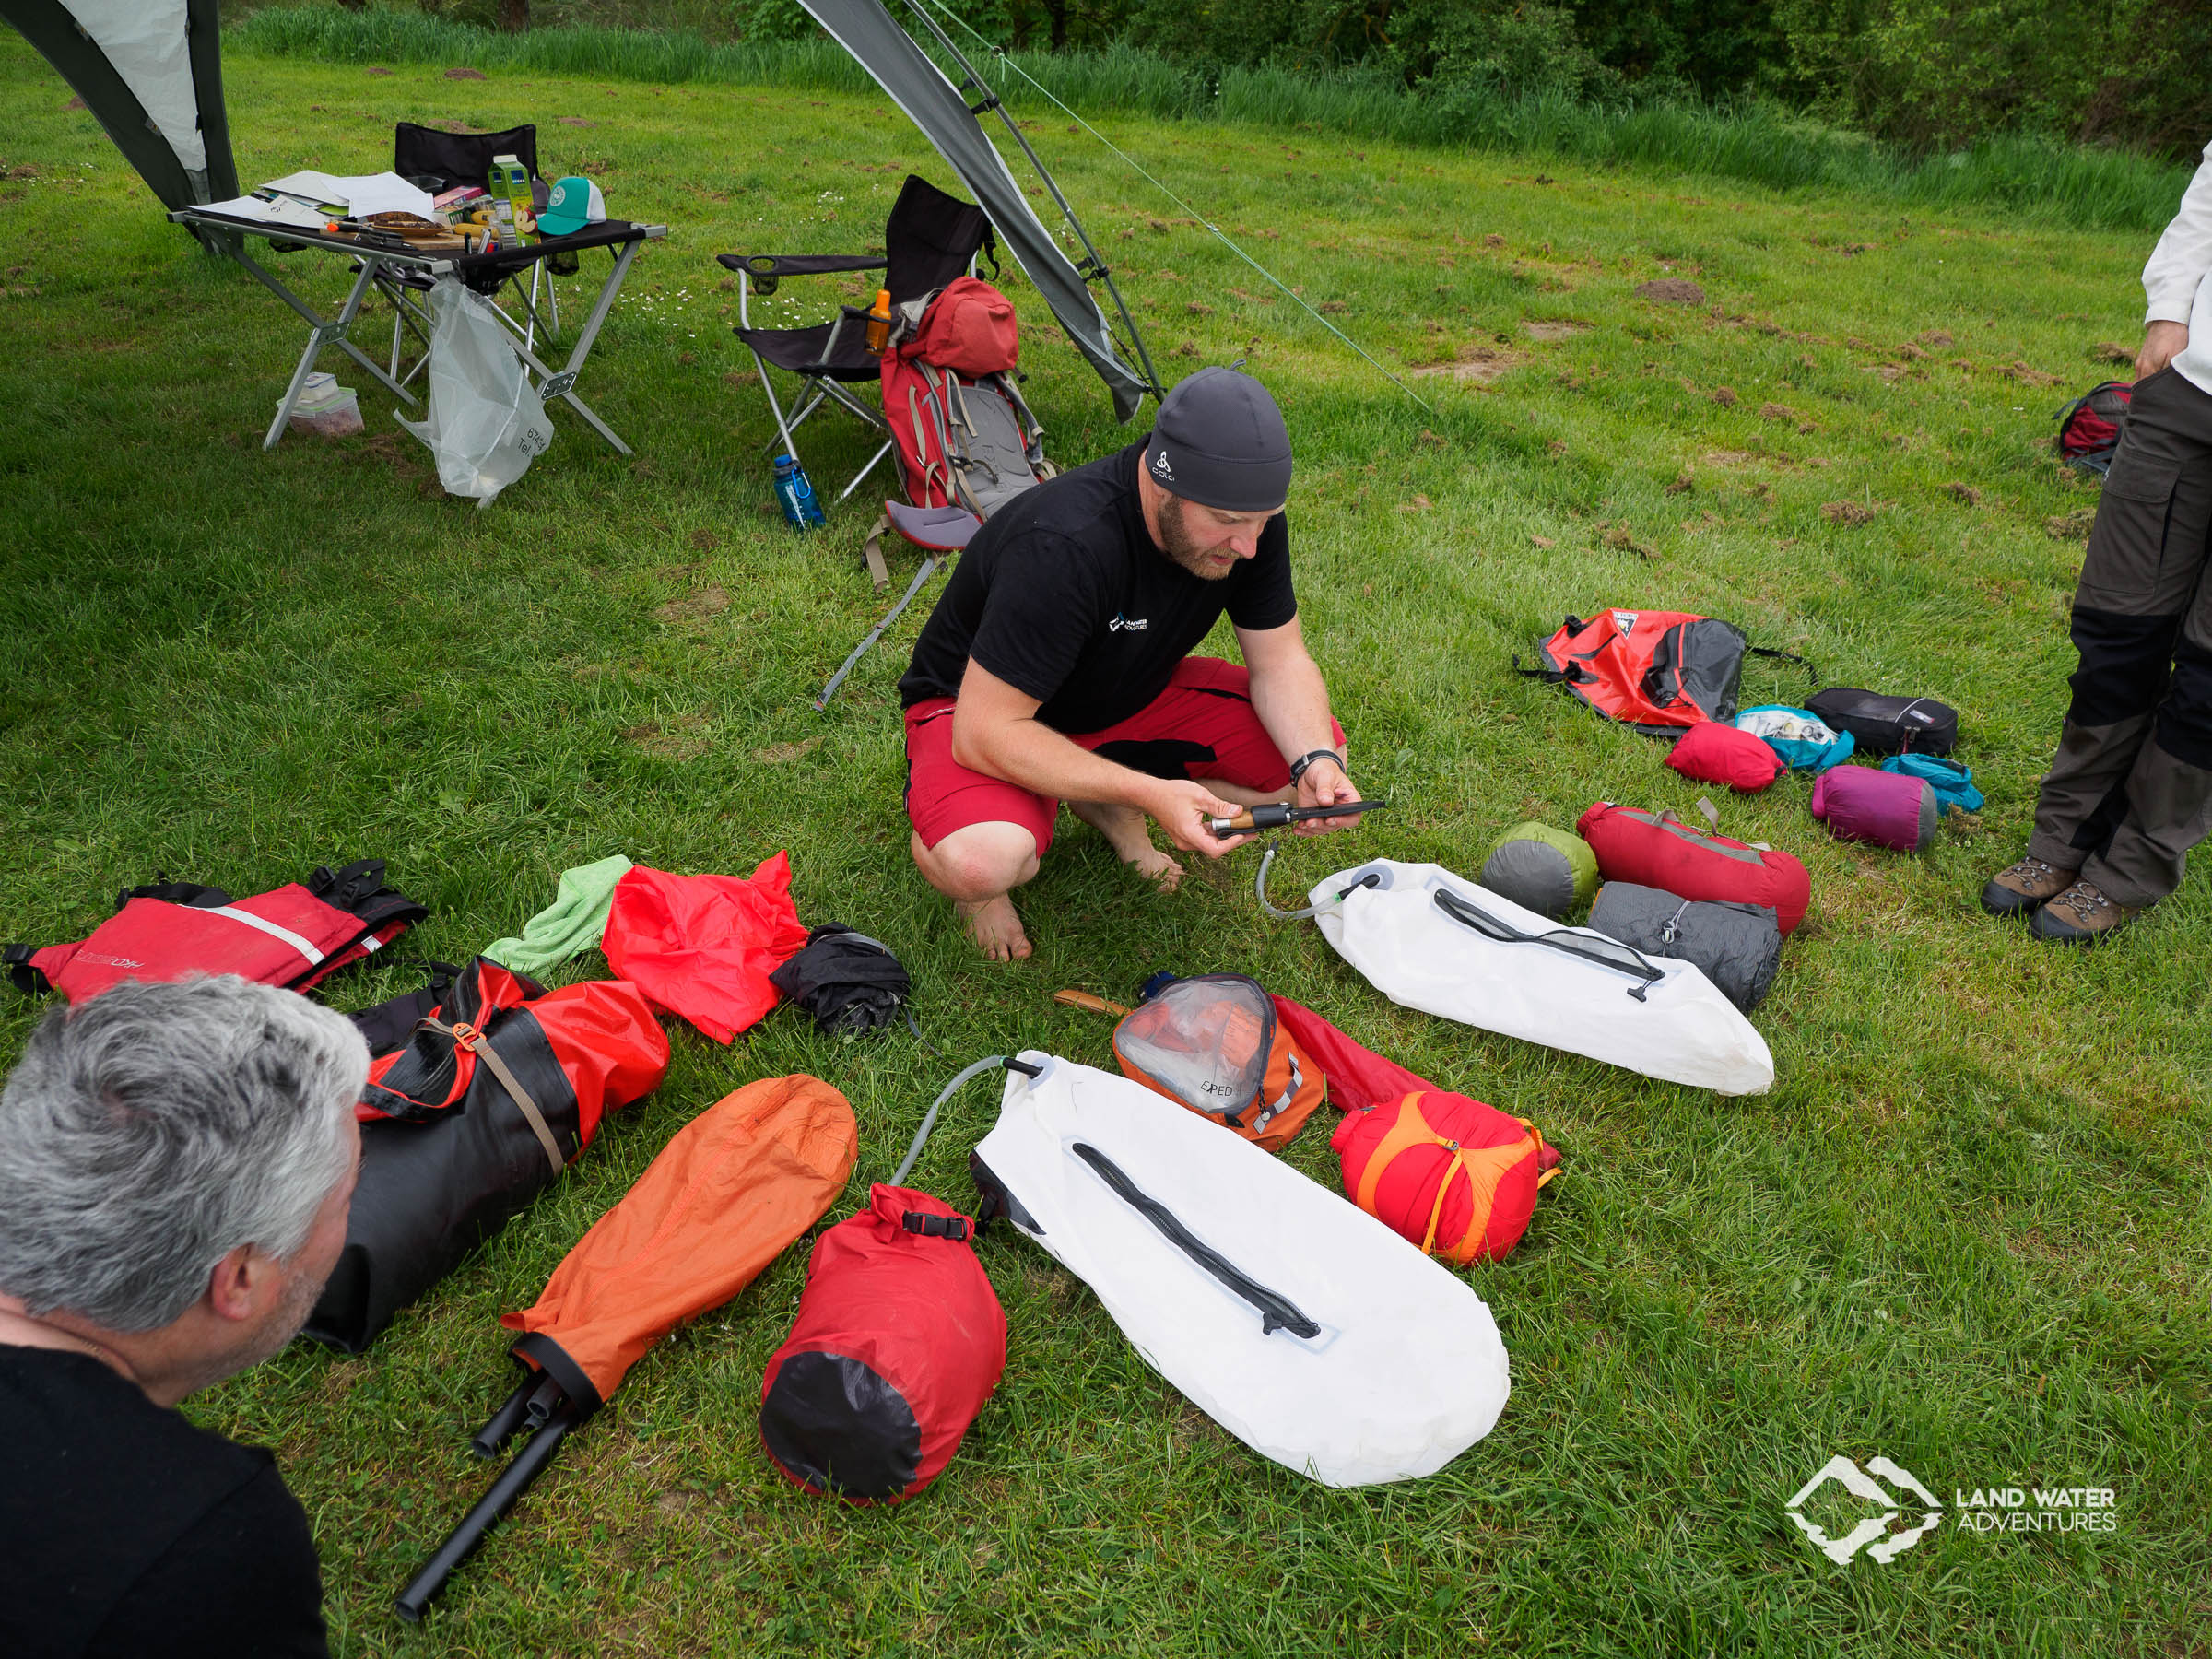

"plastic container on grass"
[282, 372, 362, 439]
[774, 455, 826, 529]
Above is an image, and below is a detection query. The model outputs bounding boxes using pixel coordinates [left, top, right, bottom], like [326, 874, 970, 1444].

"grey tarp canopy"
[800, 0, 1157, 421]
[1, 0, 236, 209]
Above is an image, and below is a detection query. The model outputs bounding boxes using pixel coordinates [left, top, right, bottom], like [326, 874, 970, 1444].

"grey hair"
[0, 975, 368, 1332]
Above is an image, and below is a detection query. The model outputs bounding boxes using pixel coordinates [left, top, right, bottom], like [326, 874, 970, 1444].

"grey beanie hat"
[1141, 367, 1293, 512]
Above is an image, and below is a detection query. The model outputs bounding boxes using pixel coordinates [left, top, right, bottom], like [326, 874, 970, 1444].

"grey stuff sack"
[1588, 881, 1783, 1014]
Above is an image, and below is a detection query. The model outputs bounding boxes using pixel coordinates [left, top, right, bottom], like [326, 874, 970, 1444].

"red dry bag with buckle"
[759, 1183, 1005, 1503]
[305, 956, 670, 1353]
[5, 859, 426, 1004]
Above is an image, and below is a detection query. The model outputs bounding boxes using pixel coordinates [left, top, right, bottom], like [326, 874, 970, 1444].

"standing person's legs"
[1989, 369, 2212, 924]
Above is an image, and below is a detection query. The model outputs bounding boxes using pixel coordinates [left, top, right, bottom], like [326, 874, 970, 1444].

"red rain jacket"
[600, 856, 810, 1043]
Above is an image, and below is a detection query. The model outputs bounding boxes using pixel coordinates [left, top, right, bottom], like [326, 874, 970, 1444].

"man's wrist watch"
[1288, 748, 1344, 786]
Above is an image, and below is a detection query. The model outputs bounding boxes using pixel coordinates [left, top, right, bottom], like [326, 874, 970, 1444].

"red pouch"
[600, 857, 811, 1043]
[1665, 720, 1785, 793]
[1577, 801, 1811, 934]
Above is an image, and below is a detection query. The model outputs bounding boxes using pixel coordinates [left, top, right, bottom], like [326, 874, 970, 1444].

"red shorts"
[904, 656, 1347, 853]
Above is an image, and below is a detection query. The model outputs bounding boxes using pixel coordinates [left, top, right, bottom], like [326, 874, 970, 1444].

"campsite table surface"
[168, 208, 668, 455]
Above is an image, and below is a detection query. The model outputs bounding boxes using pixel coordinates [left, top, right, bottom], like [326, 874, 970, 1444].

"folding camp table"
[167, 208, 667, 454]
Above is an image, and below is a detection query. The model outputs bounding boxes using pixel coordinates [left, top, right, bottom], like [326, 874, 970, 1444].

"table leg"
[240, 252, 418, 447]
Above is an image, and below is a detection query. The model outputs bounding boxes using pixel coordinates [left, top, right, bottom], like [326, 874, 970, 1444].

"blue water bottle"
[773, 454, 826, 531]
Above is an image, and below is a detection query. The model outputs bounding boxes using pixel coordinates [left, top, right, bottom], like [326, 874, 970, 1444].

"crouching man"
[0, 976, 368, 1657]
[896, 367, 1364, 959]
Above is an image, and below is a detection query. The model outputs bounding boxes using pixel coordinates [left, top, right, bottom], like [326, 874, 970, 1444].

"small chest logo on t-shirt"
[1109, 613, 1148, 632]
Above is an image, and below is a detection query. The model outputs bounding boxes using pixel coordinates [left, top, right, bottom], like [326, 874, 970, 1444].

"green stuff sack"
[1479, 822, 1599, 920]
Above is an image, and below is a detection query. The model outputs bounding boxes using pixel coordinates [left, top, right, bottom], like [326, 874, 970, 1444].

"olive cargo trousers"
[2028, 366, 2212, 907]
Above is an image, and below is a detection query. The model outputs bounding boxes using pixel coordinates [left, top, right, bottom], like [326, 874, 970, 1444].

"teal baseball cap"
[538, 175, 606, 237]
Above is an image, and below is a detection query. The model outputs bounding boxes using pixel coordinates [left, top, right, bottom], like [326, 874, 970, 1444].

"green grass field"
[2, 29, 2208, 1659]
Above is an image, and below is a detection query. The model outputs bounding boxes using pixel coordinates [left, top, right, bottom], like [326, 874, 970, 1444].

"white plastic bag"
[972, 1053, 1511, 1488]
[398, 276, 554, 506]
[1311, 859, 1775, 1095]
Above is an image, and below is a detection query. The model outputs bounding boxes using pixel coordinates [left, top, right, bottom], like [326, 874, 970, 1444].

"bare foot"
[956, 894, 1032, 961]
[1071, 800, 1185, 890]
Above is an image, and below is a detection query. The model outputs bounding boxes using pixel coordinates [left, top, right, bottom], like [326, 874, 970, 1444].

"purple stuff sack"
[1811, 767, 1937, 852]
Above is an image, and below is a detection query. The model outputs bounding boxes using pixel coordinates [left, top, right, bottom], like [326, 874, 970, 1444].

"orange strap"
[1420, 1145, 1470, 1255]
[1053, 988, 1130, 1018]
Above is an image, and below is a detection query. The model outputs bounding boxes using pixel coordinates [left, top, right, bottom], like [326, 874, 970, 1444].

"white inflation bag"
[1310, 859, 1774, 1096]
[971, 1053, 1510, 1488]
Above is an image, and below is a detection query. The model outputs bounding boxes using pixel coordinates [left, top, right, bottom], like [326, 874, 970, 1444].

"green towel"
[482, 853, 634, 974]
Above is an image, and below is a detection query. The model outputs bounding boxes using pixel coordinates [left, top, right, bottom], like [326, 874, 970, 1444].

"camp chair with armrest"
[381, 122, 563, 382]
[718, 173, 992, 507]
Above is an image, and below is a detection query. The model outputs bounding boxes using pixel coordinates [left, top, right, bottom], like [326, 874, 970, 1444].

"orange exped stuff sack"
[498, 1074, 859, 1408]
[1107, 973, 1324, 1151]
[1274, 997, 1560, 1264]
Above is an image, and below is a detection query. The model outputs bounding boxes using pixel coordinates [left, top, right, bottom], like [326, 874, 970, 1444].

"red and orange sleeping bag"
[1274, 998, 1559, 1265]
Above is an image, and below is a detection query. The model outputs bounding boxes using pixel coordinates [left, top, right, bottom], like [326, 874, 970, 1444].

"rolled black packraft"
[1588, 882, 1783, 1014]
[1806, 688, 1959, 756]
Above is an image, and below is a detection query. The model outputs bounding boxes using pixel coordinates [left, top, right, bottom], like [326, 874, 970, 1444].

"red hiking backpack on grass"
[5, 859, 426, 1003]
[880, 276, 1052, 520]
[1517, 609, 1806, 739]
[2054, 379, 2132, 476]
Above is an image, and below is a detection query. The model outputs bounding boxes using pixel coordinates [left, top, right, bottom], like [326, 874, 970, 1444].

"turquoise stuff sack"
[1882, 754, 1983, 815]
[1735, 705, 1854, 771]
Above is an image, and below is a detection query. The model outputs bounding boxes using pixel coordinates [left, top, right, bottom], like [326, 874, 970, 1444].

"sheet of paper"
[198, 194, 329, 229]
[259, 170, 438, 220]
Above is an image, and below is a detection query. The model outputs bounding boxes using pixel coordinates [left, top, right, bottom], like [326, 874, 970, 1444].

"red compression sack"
[759, 1183, 1006, 1503]
[1577, 802, 1811, 935]
[601, 857, 810, 1044]
[6, 859, 426, 1004]
[1665, 720, 1785, 793]
[1273, 998, 1560, 1264]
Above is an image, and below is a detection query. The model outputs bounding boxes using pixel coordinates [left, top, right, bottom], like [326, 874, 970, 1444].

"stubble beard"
[1156, 495, 1237, 581]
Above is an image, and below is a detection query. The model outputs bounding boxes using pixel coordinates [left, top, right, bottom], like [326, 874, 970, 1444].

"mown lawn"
[1, 30, 2206, 1659]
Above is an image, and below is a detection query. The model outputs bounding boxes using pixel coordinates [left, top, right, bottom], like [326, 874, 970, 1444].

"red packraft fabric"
[1577, 801, 1810, 934]
[1665, 720, 1785, 792]
[759, 1183, 1005, 1503]
[908, 276, 1018, 376]
[600, 858, 809, 1043]
[1272, 997, 1559, 1263]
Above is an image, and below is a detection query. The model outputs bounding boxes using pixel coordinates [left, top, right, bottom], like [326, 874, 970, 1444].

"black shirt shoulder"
[899, 441, 1298, 734]
[0, 1347, 329, 1659]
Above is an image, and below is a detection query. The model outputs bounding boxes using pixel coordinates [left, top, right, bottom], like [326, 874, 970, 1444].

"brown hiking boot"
[1981, 855, 2077, 917]
[2030, 879, 2139, 945]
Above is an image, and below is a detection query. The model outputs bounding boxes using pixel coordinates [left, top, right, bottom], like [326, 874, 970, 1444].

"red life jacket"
[6, 859, 425, 1004]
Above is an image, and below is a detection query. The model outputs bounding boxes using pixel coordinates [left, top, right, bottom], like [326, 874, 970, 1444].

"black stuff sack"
[1587, 882, 1783, 1014]
[769, 924, 915, 1035]
[1805, 688, 1959, 756]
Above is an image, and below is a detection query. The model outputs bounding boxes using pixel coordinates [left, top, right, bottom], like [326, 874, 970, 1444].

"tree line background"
[385, 0, 2211, 163]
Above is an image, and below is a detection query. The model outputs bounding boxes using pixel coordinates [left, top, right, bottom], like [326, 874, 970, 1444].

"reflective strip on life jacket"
[204, 906, 325, 966]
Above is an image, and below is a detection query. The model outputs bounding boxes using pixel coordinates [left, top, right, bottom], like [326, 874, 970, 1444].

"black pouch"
[1806, 687, 1959, 755]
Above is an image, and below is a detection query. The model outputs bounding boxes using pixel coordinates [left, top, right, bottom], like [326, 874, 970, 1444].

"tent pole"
[898, 0, 1162, 401]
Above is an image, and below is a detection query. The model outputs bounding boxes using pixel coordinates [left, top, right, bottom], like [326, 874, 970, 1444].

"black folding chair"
[382, 123, 562, 382]
[718, 174, 994, 508]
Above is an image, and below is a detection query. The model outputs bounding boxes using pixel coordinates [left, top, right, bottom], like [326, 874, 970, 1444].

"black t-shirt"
[0, 1346, 330, 1658]
[899, 439, 1298, 734]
